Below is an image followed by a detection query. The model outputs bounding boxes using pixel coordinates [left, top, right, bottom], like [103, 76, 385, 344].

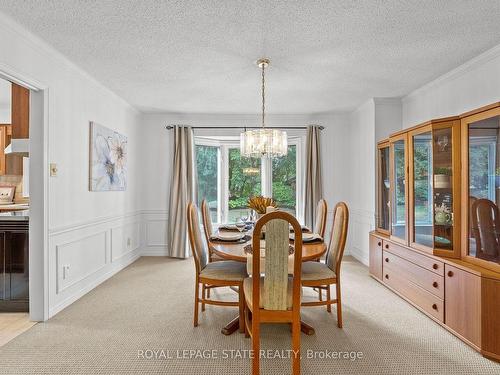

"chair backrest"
[187, 202, 209, 274]
[201, 199, 213, 244]
[325, 202, 349, 274]
[471, 198, 500, 258]
[252, 211, 303, 311]
[313, 199, 328, 237]
[469, 196, 477, 239]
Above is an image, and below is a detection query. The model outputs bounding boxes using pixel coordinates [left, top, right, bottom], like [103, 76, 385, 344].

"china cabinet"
[369, 102, 500, 362]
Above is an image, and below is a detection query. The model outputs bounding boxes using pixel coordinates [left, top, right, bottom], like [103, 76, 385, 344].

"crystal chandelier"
[240, 58, 287, 158]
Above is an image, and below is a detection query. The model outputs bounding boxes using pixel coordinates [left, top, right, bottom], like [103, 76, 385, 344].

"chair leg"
[238, 286, 245, 333]
[194, 281, 199, 327]
[252, 319, 260, 375]
[201, 284, 206, 312]
[292, 318, 301, 375]
[326, 285, 332, 313]
[244, 305, 250, 338]
[318, 287, 323, 301]
[336, 282, 342, 328]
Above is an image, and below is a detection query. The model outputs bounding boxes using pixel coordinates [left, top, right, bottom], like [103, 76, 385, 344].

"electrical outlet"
[50, 163, 58, 177]
[62, 264, 70, 279]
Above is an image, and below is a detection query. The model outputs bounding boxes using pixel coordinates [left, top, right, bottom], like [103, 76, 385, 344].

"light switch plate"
[50, 163, 58, 177]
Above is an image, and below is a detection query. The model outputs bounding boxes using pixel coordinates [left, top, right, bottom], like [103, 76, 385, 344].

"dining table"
[210, 232, 327, 336]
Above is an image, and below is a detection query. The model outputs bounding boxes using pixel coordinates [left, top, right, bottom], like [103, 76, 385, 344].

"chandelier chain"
[261, 62, 265, 128]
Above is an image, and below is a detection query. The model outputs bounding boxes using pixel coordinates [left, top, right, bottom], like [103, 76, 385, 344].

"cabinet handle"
[432, 282, 438, 288]
[385, 274, 389, 279]
[385, 244, 389, 249]
[377, 242, 382, 246]
[385, 258, 389, 263]
[447, 271, 454, 277]
[432, 264, 439, 270]
[432, 304, 438, 310]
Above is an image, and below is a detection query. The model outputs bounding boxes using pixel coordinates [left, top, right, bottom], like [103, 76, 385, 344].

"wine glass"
[236, 217, 246, 232]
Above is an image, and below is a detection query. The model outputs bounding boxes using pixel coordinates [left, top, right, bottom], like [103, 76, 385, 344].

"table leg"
[300, 320, 315, 335]
[221, 316, 241, 335]
[222, 316, 315, 336]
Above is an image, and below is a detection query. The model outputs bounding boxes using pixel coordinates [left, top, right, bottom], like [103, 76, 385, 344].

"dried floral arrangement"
[247, 196, 277, 214]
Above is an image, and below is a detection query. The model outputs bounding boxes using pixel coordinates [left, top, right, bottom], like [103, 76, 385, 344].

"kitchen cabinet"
[0, 216, 29, 312]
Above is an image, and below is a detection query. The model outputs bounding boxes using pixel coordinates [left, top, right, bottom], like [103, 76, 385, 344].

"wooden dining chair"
[187, 202, 248, 331]
[301, 202, 349, 328]
[201, 199, 225, 262]
[471, 198, 500, 261]
[313, 199, 328, 238]
[243, 211, 303, 375]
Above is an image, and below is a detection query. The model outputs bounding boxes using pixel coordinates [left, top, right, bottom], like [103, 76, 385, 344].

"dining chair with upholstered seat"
[187, 202, 248, 331]
[243, 211, 303, 375]
[301, 202, 349, 328]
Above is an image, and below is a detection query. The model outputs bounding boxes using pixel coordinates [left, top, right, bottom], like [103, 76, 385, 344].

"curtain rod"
[164, 125, 324, 130]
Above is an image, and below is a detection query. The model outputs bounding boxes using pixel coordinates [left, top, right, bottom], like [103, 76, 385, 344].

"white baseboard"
[349, 246, 369, 266]
[141, 247, 169, 256]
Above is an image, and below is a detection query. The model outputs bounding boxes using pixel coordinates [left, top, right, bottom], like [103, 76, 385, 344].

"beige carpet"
[0, 256, 498, 375]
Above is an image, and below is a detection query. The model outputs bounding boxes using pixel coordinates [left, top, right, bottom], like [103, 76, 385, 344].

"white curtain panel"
[304, 125, 323, 229]
[167, 126, 197, 258]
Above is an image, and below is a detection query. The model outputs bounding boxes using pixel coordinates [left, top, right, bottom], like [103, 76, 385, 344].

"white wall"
[403, 44, 500, 128]
[139, 112, 351, 255]
[347, 98, 402, 265]
[0, 13, 142, 319]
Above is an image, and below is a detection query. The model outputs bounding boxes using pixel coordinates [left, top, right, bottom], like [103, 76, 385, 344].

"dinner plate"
[289, 232, 323, 242]
[212, 232, 246, 241]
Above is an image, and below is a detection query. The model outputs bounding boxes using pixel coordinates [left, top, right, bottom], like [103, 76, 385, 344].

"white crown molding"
[0, 11, 140, 114]
[403, 43, 500, 102]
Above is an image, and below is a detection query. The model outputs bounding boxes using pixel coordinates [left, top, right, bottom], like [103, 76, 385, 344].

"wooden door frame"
[461, 106, 500, 274]
[0, 63, 49, 321]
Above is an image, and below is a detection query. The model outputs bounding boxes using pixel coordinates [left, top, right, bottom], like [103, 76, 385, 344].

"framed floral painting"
[89, 122, 127, 191]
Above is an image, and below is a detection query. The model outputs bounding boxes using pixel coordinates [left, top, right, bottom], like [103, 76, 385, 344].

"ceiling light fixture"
[240, 58, 287, 158]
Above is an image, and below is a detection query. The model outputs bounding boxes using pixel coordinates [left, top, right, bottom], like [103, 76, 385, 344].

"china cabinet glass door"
[377, 142, 390, 234]
[466, 110, 500, 269]
[432, 126, 454, 251]
[412, 131, 433, 248]
[391, 135, 408, 243]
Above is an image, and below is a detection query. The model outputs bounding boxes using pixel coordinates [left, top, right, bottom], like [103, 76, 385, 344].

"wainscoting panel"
[142, 210, 168, 256]
[111, 221, 140, 261]
[48, 212, 142, 318]
[56, 231, 108, 294]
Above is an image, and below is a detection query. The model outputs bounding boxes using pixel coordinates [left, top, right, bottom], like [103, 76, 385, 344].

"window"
[469, 136, 496, 201]
[195, 144, 220, 222]
[272, 145, 297, 215]
[228, 147, 261, 222]
[195, 137, 303, 223]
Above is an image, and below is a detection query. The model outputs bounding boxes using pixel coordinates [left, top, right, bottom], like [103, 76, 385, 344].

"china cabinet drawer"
[383, 240, 444, 276]
[383, 251, 444, 299]
[383, 267, 444, 322]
